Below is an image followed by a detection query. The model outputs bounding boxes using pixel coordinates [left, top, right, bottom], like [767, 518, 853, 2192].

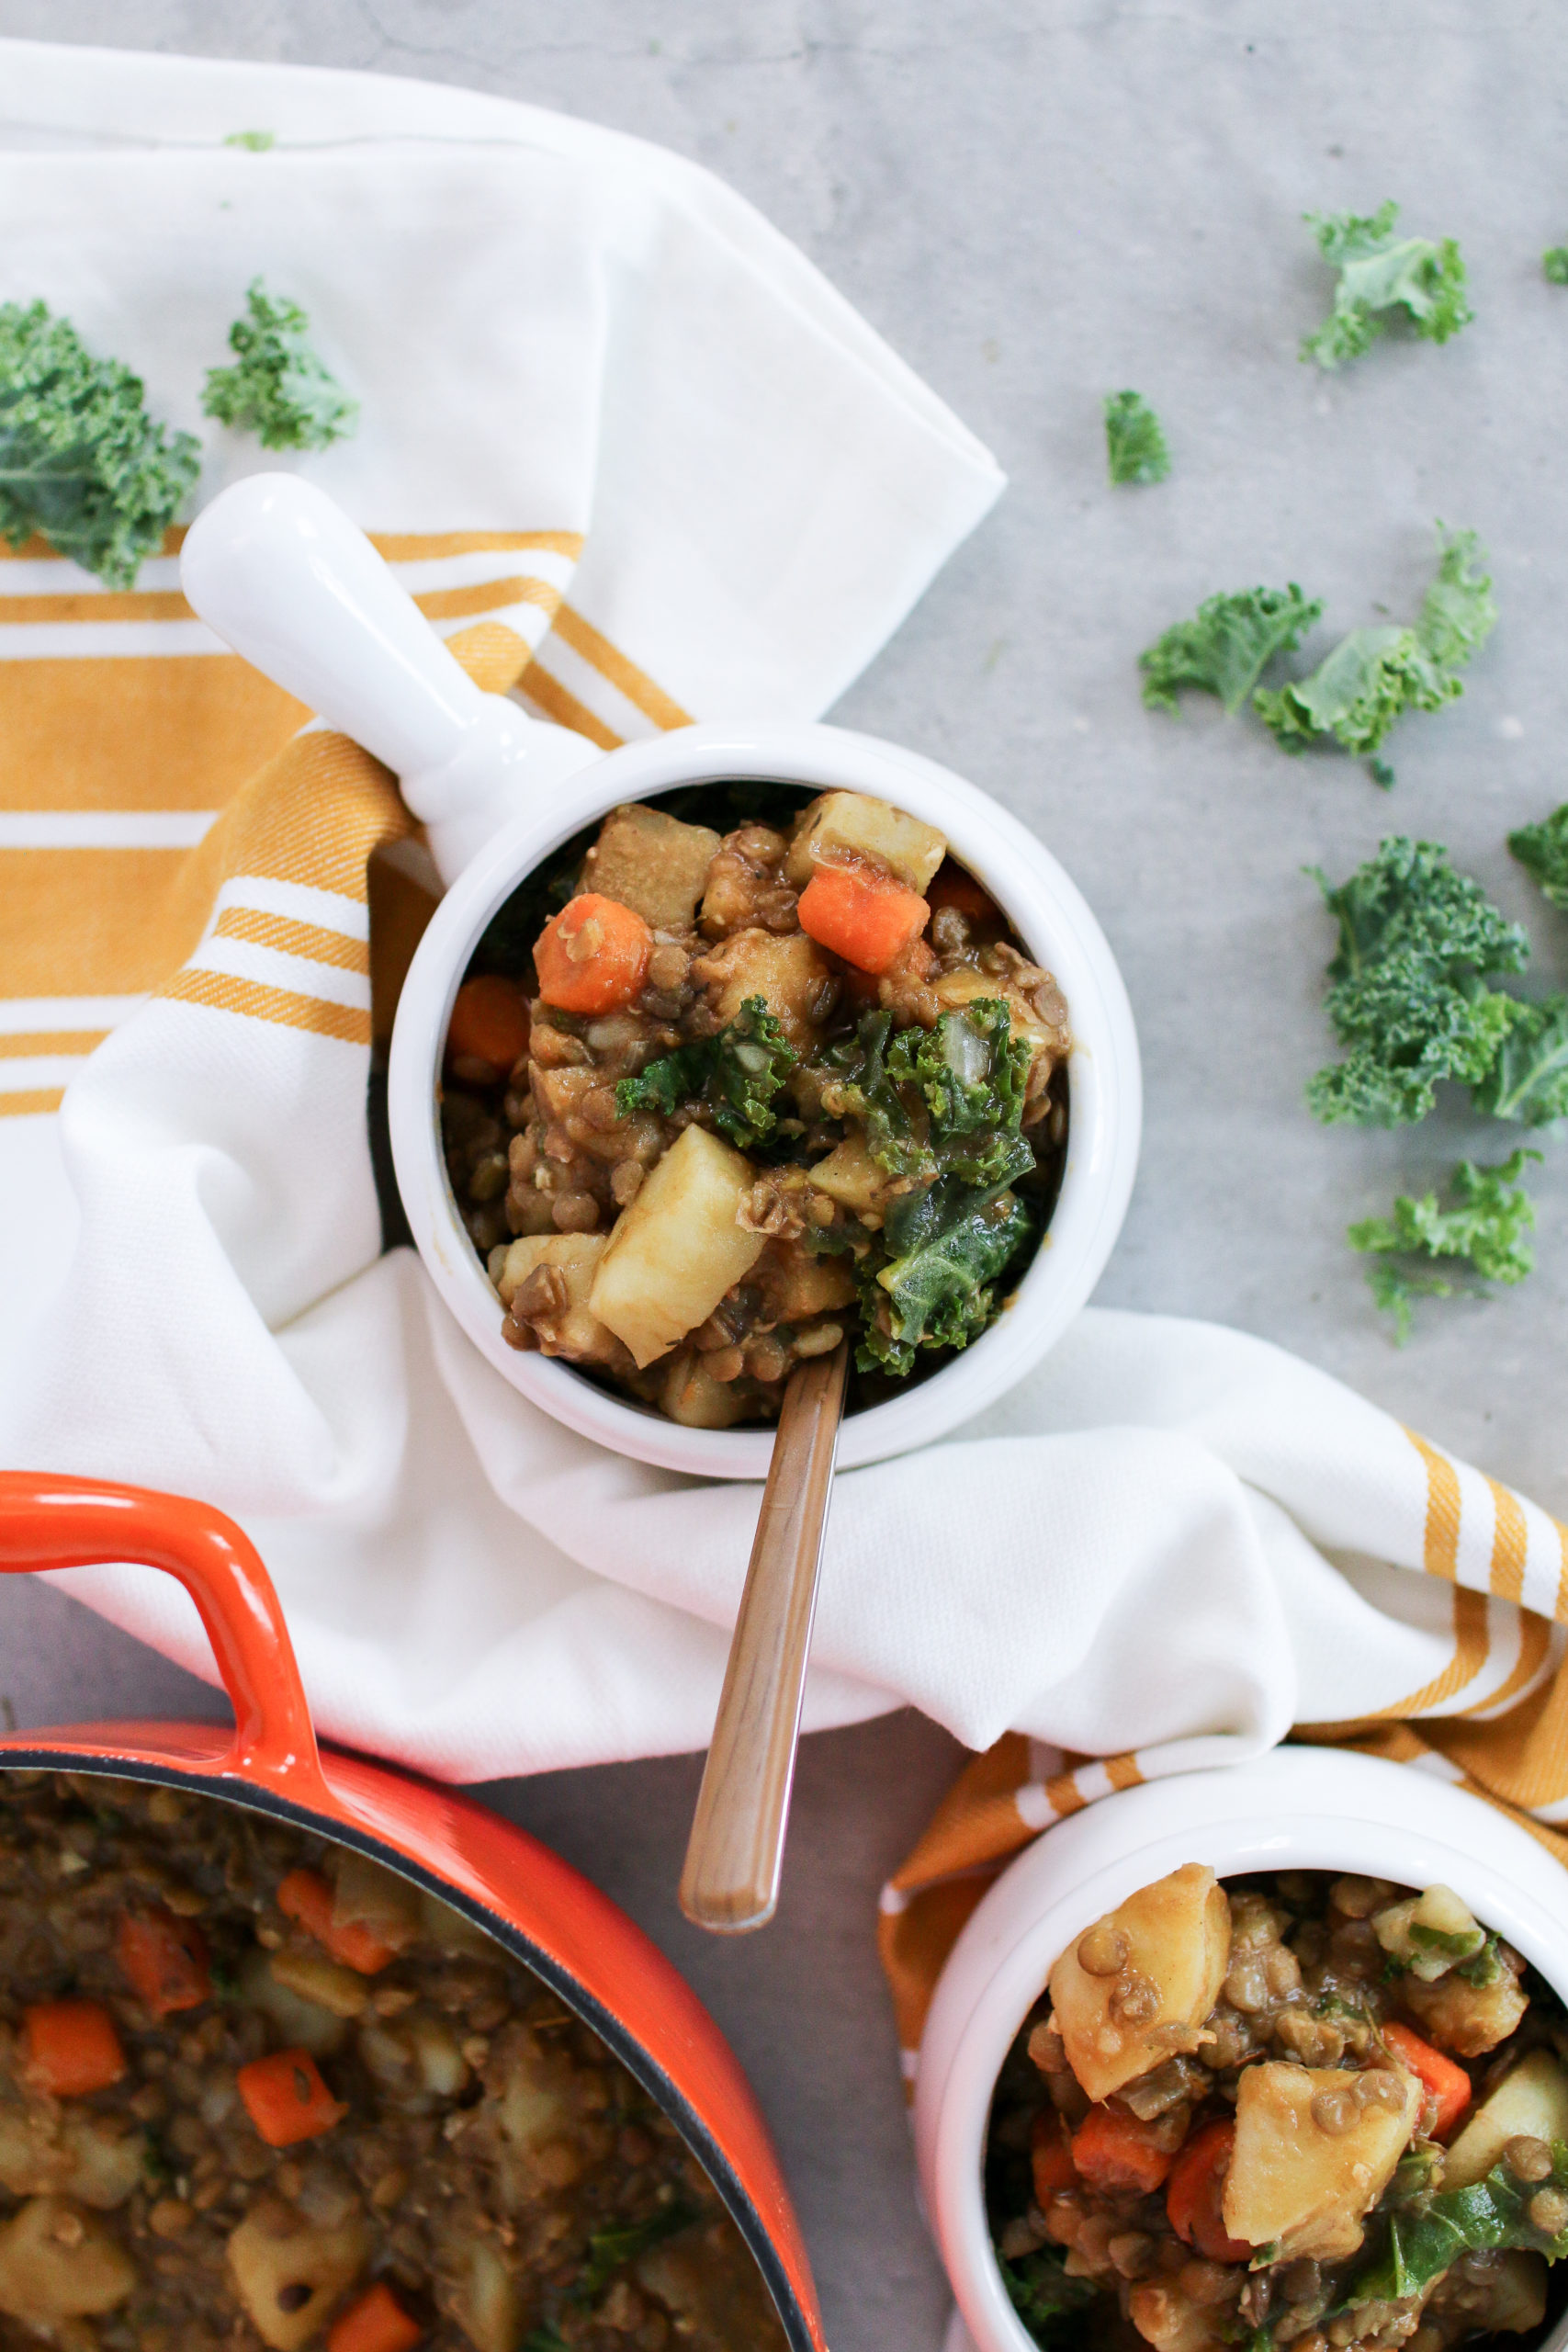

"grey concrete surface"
[3, 6, 1566, 2346]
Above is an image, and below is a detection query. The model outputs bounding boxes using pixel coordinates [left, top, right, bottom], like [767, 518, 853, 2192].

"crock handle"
[179, 474, 599, 884]
[0, 1472, 334, 1809]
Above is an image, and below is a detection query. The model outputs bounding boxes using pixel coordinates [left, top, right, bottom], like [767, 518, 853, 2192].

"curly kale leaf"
[615, 994, 796, 1148]
[1104, 389, 1170, 485]
[1343, 2145, 1568, 2312]
[821, 1001, 1032, 1184]
[202, 279, 358, 452]
[885, 999, 1032, 1183]
[1349, 1148, 1540, 1341]
[1301, 201, 1473, 369]
[995, 2245, 1100, 2347]
[1254, 527, 1495, 761]
[0, 300, 201, 587]
[861, 1174, 1032, 1376]
[1545, 247, 1568, 286]
[1509, 802, 1568, 914]
[573, 2201, 698, 2308]
[1306, 839, 1529, 1126]
[1139, 585, 1324, 715]
[1471, 996, 1568, 1125]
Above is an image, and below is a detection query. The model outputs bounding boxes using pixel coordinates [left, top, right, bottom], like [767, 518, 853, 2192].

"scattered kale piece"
[615, 994, 796, 1149]
[223, 129, 276, 151]
[0, 299, 201, 586]
[1342, 2144, 1568, 2308]
[1472, 995, 1568, 1125]
[1139, 585, 1324, 715]
[521, 2333, 568, 2352]
[1103, 389, 1170, 485]
[1306, 838, 1529, 1126]
[1300, 201, 1473, 369]
[1255, 526, 1495, 763]
[1544, 247, 1568, 286]
[1509, 802, 1568, 912]
[1456, 1930, 1506, 1985]
[996, 2245, 1099, 2346]
[202, 278, 358, 452]
[1349, 1148, 1540, 1342]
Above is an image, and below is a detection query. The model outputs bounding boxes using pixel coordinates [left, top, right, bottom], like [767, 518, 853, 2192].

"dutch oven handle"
[0, 1472, 334, 1811]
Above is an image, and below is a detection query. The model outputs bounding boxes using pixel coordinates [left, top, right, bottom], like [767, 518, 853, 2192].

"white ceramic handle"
[180, 474, 598, 883]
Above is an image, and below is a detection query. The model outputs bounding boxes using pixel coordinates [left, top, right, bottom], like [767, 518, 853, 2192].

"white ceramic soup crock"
[181, 477, 1141, 1480]
[387, 719, 1141, 1476]
[914, 1747, 1568, 2352]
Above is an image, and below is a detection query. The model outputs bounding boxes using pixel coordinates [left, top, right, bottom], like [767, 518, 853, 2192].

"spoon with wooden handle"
[679, 1339, 851, 1934]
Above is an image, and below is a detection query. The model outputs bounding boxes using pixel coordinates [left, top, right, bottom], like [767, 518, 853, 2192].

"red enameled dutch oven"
[0, 1471, 826, 2352]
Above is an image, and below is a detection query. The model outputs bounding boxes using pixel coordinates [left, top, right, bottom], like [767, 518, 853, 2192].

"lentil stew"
[0, 1770, 788, 2351]
[439, 782, 1071, 1429]
[987, 1864, 1568, 2352]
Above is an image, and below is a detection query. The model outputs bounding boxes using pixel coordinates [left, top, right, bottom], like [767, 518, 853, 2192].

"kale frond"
[202, 278, 359, 452]
[1339, 2144, 1568, 2310]
[884, 999, 1033, 1183]
[615, 995, 796, 1149]
[1139, 585, 1324, 715]
[1349, 1148, 1540, 1341]
[995, 2245, 1100, 2346]
[1509, 801, 1568, 912]
[1254, 526, 1495, 761]
[1104, 390, 1170, 484]
[1306, 838, 1529, 1126]
[0, 299, 201, 586]
[1544, 247, 1568, 286]
[1471, 995, 1568, 1125]
[1301, 201, 1473, 369]
[860, 1175, 1032, 1375]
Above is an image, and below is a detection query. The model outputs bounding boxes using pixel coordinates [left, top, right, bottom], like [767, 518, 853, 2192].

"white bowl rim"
[388, 717, 1142, 1477]
[911, 1747, 1568, 2352]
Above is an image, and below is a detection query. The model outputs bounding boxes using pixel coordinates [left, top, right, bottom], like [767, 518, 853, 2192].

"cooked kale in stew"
[440, 782, 1071, 1428]
[0, 1770, 786, 2352]
[987, 1864, 1568, 2352]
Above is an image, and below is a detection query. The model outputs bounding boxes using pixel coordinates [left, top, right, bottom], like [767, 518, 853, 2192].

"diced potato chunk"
[661, 1351, 752, 1429]
[227, 2207, 369, 2352]
[1470, 2250, 1548, 2335]
[756, 1238, 857, 1322]
[581, 804, 721, 931]
[57, 2116, 148, 2211]
[1223, 2063, 1421, 2261]
[1444, 2050, 1568, 2189]
[807, 1136, 890, 1216]
[269, 1949, 368, 2019]
[454, 2238, 520, 2352]
[239, 1949, 346, 2059]
[496, 1234, 622, 1364]
[1402, 1953, 1529, 2057]
[589, 1126, 765, 1368]
[784, 791, 947, 894]
[697, 927, 830, 1051]
[1048, 1864, 1231, 2103]
[1128, 2279, 1235, 2352]
[0, 2197, 136, 2324]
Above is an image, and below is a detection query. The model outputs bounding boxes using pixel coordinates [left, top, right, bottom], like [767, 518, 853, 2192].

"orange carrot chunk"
[21, 1998, 127, 2098]
[796, 861, 930, 975]
[237, 2047, 347, 2148]
[1072, 2102, 1180, 2198]
[327, 2281, 423, 2352]
[534, 893, 653, 1014]
[1382, 2020, 1472, 2139]
[1166, 2116, 1250, 2263]
[116, 1906, 210, 2019]
[446, 975, 530, 1074]
[1031, 2108, 1078, 2203]
[276, 1869, 396, 1976]
[926, 859, 999, 924]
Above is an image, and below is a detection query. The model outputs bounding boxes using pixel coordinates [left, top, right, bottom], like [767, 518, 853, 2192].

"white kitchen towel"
[2, 43, 1565, 1804]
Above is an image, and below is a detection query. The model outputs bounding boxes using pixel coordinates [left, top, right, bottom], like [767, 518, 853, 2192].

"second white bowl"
[388, 718, 1141, 1477]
